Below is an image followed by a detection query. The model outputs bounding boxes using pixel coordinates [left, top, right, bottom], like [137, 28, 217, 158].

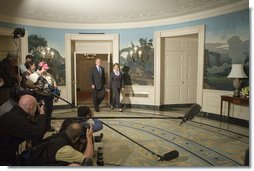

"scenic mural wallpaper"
[0, 9, 246, 89]
[120, 38, 154, 86]
[28, 34, 66, 86]
[203, 11, 249, 90]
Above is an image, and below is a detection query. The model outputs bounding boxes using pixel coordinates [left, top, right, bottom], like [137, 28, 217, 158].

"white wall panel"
[202, 89, 249, 120]
[121, 86, 155, 105]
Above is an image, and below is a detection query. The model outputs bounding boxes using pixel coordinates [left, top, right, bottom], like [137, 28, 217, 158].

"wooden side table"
[220, 95, 249, 121]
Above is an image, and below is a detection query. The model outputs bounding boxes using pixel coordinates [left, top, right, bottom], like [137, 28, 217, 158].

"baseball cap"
[38, 61, 49, 70]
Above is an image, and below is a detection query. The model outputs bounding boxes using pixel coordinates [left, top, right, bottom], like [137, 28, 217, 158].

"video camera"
[79, 121, 91, 138]
[34, 100, 45, 116]
[35, 75, 61, 101]
[29, 73, 61, 101]
[36, 76, 48, 89]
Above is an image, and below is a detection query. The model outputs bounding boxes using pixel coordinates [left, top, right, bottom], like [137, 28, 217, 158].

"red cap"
[38, 61, 49, 70]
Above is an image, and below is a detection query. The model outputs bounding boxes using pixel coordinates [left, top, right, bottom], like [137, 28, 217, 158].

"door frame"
[65, 34, 119, 104]
[154, 25, 205, 106]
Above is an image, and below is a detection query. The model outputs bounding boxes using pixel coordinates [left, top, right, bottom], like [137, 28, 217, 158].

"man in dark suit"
[90, 58, 106, 112]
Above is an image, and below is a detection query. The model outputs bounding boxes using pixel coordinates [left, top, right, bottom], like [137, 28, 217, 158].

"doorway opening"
[74, 53, 112, 106]
[65, 34, 119, 107]
[76, 54, 112, 106]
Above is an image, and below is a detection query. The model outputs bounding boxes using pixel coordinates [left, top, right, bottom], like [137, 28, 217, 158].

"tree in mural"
[120, 38, 154, 85]
[28, 34, 66, 86]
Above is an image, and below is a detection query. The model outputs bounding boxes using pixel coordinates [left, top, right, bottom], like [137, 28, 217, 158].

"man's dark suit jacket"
[90, 66, 106, 90]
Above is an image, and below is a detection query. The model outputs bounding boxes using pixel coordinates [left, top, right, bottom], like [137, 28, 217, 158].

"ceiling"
[0, 0, 248, 25]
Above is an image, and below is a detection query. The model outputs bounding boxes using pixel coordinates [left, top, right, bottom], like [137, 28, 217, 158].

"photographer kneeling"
[0, 95, 47, 166]
[28, 122, 94, 166]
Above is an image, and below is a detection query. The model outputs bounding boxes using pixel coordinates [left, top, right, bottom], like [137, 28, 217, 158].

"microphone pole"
[44, 89, 78, 109]
[101, 121, 172, 161]
[50, 116, 186, 120]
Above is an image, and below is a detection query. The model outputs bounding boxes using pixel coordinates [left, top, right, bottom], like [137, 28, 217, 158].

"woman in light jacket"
[109, 63, 124, 112]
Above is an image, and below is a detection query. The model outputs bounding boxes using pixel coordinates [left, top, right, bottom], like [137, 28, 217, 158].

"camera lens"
[96, 147, 104, 166]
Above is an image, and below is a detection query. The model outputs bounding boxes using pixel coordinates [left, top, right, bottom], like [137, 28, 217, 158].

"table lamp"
[227, 64, 247, 97]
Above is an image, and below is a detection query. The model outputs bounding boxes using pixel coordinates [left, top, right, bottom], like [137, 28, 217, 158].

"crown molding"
[0, 0, 248, 29]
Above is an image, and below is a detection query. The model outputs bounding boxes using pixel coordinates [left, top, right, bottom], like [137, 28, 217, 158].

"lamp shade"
[227, 64, 247, 78]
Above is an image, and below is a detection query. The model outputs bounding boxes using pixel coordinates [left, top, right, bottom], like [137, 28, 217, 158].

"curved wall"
[0, 8, 250, 121]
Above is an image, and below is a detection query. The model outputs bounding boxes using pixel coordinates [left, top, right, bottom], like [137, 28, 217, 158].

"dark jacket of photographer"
[28, 131, 86, 166]
[0, 105, 47, 165]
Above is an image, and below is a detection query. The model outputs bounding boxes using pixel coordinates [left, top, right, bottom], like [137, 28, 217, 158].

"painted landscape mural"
[204, 11, 249, 90]
[28, 34, 66, 86]
[9, 9, 246, 89]
[120, 38, 154, 85]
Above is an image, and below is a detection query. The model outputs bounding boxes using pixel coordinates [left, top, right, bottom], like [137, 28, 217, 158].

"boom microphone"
[159, 150, 179, 161]
[180, 103, 201, 125]
[185, 103, 201, 121]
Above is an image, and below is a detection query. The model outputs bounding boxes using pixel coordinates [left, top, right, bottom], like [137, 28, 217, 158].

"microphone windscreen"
[161, 150, 179, 161]
[184, 103, 201, 121]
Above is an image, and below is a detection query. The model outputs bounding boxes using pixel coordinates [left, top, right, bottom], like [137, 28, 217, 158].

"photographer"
[19, 54, 33, 75]
[0, 53, 19, 112]
[29, 61, 57, 132]
[20, 60, 38, 96]
[77, 106, 103, 142]
[0, 95, 47, 166]
[28, 122, 94, 166]
[0, 71, 14, 116]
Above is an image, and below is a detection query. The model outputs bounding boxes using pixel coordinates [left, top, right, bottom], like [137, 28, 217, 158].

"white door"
[163, 35, 198, 104]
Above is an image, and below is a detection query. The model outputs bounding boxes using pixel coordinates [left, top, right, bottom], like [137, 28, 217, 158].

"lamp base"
[232, 78, 241, 97]
[233, 90, 240, 97]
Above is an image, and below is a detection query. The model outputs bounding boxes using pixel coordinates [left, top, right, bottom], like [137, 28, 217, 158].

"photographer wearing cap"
[28, 61, 57, 132]
[0, 95, 47, 166]
[28, 122, 94, 166]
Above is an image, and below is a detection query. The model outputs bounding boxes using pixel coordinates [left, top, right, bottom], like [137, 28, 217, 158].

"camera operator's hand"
[86, 124, 93, 141]
[83, 123, 94, 159]
[37, 103, 45, 115]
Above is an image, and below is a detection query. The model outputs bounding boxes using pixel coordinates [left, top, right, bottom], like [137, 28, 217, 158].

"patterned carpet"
[51, 107, 249, 167]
